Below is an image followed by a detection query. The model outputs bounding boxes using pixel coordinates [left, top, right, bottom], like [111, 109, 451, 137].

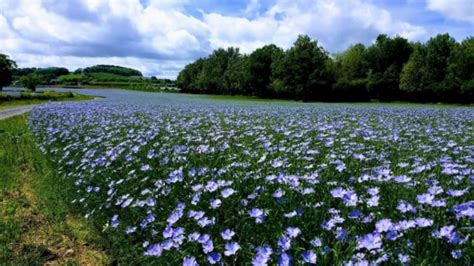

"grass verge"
[0, 114, 110, 265]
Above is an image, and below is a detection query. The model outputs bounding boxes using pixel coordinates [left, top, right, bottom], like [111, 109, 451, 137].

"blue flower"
[277, 252, 291, 266]
[301, 250, 317, 264]
[111, 214, 119, 228]
[182, 256, 199, 266]
[208, 252, 222, 264]
[221, 229, 235, 240]
[224, 242, 241, 256]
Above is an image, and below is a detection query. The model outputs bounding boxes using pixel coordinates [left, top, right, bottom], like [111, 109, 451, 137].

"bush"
[20, 74, 42, 92]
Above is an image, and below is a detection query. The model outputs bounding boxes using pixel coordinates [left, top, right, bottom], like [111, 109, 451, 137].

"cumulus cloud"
[0, 0, 470, 78]
[427, 0, 474, 23]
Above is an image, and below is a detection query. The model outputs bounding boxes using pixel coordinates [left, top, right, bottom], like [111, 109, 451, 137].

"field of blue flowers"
[28, 93, 473, 265]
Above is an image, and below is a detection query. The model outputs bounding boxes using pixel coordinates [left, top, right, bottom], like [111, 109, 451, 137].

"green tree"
[247, 44, 284, 97]
[446, 37, 473, 100]
[334, 43, 367, 80]
[332, 43, 369, 101]
[21, 74, 42, 92]
[198, 47, 241, 94]
[223, 55, 251, 95]
[0, 53, 17, 90]
[274, 35, 330, 100]
[365, 34, 413, 100]
[400, 34, 457, 101]
[400, 43, 429, 93]
[177, 59, 205, 93]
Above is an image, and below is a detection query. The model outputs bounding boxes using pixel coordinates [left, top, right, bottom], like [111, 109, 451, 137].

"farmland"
[19, 90, 473, 264]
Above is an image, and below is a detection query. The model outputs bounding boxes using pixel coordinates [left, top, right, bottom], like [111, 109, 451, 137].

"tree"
[274, 35, 330, 100]
[223, 55, 251, 95]
[400, 44, 429, 94]
[332, 43, 369, 101]
[364, 35, 413, 100]
[446, 37, 473, 101]
[247, 44, 284, 97]
[334, 43, 367, 80]
[177, 59, 205, 93]
[83, 65, 142, 76]
[0, 53, 17, 90]
[199, 47, 241, 94]
[400, 34, 457, 101]
[21, 74, 42, 92]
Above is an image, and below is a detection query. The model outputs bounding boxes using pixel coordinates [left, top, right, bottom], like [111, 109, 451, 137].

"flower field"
[29, 96, 473, 265]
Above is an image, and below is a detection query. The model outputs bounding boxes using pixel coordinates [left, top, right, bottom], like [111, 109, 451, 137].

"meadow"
[19, 91, 474, 264]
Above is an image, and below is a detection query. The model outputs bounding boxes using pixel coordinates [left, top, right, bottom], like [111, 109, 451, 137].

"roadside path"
[0, 105, 36, 120]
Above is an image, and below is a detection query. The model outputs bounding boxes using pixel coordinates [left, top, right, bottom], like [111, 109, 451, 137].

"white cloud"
[427, 0, 474, 23]
[204, 0, 428, 53]
[0, 0, 467, 78]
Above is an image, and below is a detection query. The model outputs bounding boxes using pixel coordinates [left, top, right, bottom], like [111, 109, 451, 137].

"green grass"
[0, 91, 95, 110]
[0, 115, 110, 265]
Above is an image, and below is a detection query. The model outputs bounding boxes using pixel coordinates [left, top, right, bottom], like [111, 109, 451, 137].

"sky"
[0, 0, 473, 78]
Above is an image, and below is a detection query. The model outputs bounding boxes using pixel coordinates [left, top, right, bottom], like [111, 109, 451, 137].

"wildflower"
[301, 250, 317, 264]
[285, 227, 301, 238]
[221, 229, 235, 240]
[208, 252, 222, 264]
[221, 188, 236, 198]
[183, 256, 199, 266]
[451, 250, 463, 259]
[310, 237, 322, 247]
[348, 210, 363, 219]
[224, 242, 241, 256]
[252, 244, 272, 265]
[278, 235, 292, 251]
[342, 191, 359, 206]
[415, 217, 433, 227]
[144, 244, 162, 257]
[357, 233, 382, 251]
[417, 193, 434, 205]
[248, 208, 266, 223]
[111, 214, 119, 228]
[125, 226, 136, 234]
[202, 240, 214, 254]
[375, 219, 393, 233]
[140, 164, 150, 171]
[210, 198, 222, 209]
[273, 188, 284, 198]
[398, 253, 410, 263]
[278, 252, 291, 266]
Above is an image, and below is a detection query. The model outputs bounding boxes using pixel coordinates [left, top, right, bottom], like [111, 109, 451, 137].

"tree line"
[177, 34, 473, 103]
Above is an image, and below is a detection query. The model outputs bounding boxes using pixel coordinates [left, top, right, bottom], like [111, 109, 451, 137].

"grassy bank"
[0, 91, 95, 110]
[0, 115, 110, 265]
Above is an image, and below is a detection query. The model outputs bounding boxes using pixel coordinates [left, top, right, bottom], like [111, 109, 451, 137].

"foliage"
[334, 43, 367, 81]
[82, 64, 143, 77]
[177, 33, 473, 103]
[400, 34, 461, 101]
[0, 53, 17, 90]
[13, 67, 69, 83]
[20, 74, 42, 91]
[58, 73, 85, 84]
[247, 44, 284, 97]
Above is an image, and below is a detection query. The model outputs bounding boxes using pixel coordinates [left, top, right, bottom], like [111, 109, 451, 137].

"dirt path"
[0, 105, 36, 120]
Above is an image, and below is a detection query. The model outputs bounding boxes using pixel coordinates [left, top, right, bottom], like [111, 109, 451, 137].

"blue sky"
[0, 0, 472, 78]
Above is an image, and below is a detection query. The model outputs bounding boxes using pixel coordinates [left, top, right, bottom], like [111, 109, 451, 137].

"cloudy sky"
[0, 0, 473, 78]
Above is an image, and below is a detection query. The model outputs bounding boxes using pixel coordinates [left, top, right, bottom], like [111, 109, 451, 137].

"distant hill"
[81, 65, 142, 77]
[12, 64, 176, 91]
